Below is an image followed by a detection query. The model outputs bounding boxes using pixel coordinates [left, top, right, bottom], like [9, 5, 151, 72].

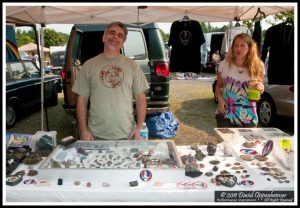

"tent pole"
[40, 25, 45, 131]
[45, 105, 49, 131]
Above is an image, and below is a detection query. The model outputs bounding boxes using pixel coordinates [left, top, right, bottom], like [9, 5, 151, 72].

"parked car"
[6, 60, 62, 128]
[62, 23, 170, 116]
[50, 45, 66, 75]
[211, 78, 294, 127]
[257, 82, 294, 127]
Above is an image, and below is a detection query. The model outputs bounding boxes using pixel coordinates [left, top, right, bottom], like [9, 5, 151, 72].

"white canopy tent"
[4, 3, 295, 131]
[19, 42, 50, 53]
[5, 3, 295, 24]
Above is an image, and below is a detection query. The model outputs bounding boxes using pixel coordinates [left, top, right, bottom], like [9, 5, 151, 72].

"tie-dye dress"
[217, 60, 259, 127]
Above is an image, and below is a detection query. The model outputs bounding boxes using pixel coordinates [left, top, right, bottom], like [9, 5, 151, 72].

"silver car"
[257, 81, 294, 127]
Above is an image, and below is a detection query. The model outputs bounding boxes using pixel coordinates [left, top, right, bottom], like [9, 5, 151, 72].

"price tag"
[280, 138, 291, 150]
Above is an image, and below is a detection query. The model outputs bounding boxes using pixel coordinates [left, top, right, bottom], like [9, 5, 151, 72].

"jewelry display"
[177, 181, 207, 189]
[215, 175, 237, 188]
[23, 179, 37, 185]
[207, 143, 217, 156]
[57, 178, 63, 185]
[86, 182, 92, 187]
[6, 174, 23, 186]
[129, 180, 138, 187]
[37, 140, 185, 183]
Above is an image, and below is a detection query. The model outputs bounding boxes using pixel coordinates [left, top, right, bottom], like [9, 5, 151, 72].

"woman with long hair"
[215, 33, 265, 127]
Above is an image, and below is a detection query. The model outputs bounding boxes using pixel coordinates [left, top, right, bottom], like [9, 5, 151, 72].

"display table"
[5, 129, 295, 204]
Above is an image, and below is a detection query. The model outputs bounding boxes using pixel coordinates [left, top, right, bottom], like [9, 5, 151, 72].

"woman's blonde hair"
[226, 33, 264, 82]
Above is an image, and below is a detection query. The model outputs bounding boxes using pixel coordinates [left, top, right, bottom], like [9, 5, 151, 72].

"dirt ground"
[7, 75, 294, 146]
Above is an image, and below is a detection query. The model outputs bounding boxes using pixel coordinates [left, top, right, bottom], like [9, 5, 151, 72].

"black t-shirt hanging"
[252, 20, 262, 54]
[261, 22, 294, 85]
[168, 20, 205, 73]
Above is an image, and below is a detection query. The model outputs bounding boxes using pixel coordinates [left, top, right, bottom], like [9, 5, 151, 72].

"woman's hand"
[255, 82, 265, 93]
[218, 97, 228, 114]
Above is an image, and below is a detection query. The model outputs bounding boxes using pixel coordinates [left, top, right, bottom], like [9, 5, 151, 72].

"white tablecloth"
[5, 129, 295, 204]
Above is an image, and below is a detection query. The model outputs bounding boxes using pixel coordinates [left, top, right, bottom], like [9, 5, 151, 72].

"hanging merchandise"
[220, 18, 252, 57]
[261, 19, 294, 85]
[252, 21, 262, 53]
[252, 8, 266, 53]
[168, 13, 205, 73]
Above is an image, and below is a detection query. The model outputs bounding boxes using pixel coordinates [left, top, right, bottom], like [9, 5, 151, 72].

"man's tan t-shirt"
[72, 54, 149, 139]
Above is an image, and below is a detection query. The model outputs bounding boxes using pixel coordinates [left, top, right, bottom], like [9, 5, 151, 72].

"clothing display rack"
[253, 8, 266, 21]
[181, 10, 190, 22]
[234, 17, 241, 27]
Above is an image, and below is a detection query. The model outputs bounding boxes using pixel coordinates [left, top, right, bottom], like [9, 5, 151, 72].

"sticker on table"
[140, 169, 152, 182]
[262, 140, 273, 156]
[240, 148, 258, 155]
[280, 138, 291, 150]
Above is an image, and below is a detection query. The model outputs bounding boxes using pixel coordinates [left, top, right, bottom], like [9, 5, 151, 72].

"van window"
[79, 31, 104, 65]
[123, 31, 147, 59]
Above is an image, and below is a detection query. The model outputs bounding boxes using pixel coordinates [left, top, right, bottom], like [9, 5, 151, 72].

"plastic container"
[140, 122, 149, 140]
[248, 79, 261, 102]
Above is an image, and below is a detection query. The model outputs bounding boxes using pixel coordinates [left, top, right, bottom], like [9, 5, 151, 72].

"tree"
[159, 28, 169, 43]
[43, 29, 69, 48]
[266, 10, 294, 25]
[16, 27, 69, 48]
[16, 29, 36, 46]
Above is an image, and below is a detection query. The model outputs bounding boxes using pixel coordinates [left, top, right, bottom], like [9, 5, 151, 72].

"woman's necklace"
[235, 61, 245, 73]
[237, 67, 245, 73]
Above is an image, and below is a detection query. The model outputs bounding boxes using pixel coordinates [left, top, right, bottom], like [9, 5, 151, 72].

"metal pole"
[40, 26, 45, 131]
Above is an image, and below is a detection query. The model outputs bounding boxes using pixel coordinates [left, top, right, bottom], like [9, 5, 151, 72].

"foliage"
[16, 27, 69, 48]
[16, 29, 36, 46]
[200, 22, 228, 33]
[159, 28, 169, 43]
[44, 29, 69, 48]
[266, 10, 294, 25]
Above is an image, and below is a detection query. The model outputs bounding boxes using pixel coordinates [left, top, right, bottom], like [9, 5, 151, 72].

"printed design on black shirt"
[99, 65, 123, 88]
[179, 30, 192, 46]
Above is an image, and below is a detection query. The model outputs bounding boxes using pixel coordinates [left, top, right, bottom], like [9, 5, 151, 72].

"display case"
[38, 140, 184, 182]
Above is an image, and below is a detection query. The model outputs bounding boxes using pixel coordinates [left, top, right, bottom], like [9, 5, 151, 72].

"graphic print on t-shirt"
[99, 65, 124, 88]
[179, 30, 192, 46]
[222, 76, 257, 126]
